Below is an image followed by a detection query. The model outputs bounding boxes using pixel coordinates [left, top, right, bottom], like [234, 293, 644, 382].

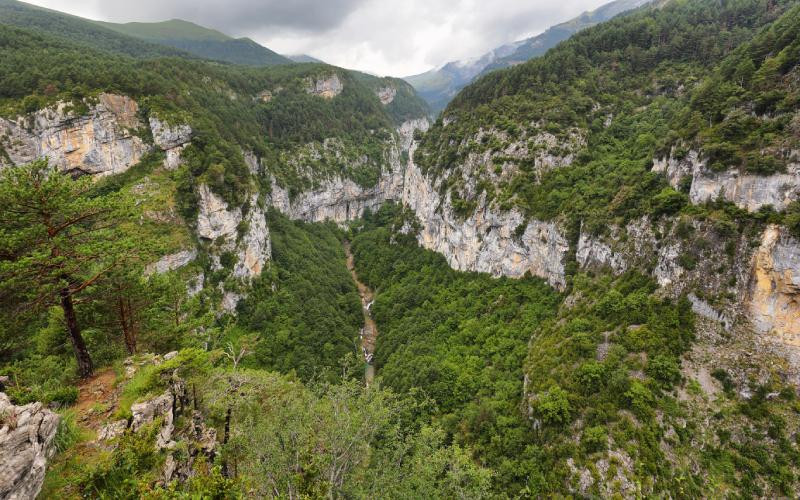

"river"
[343, 241, 377, 384]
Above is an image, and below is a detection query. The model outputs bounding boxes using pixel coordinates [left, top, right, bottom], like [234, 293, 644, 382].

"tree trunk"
[61, 287, 93, 378]
[222, 406, 232, 478]
[117, 294, 136, 355]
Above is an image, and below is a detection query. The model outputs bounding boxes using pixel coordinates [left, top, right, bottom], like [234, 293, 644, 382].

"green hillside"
[96, 18, 230, 42]
[98, 18, 292, 66]
[0, 0, 188, 58]
[420, 0, 800, 232]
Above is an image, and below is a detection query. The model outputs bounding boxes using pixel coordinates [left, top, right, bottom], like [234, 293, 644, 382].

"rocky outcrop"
[376, 86, 396, 105]
[145, 249, 197, 275]
[397, 118, 430, 151]
[125, 372, 187, 451]
[0, 93, 148, 176]
[689, 294, 732, 329]
[149, 117, 192, 151]
[690, 165, 800, 212]
[306, 74, 343, 99]
[98, 369, 217, 484]
[149, 116, 191, 171]
[653, 150, 800, 212]
[197, 185, 241, 242]
[196, 186, 271, 273]
[196, 185, 271, 310]
[401, 158, 569, 290]
[233, 200, 270, 279]
[576, 230, 627, 275]
[749, 225, 800, 346]
[256, 90, 273, 103]
[0, 393, 60, 500]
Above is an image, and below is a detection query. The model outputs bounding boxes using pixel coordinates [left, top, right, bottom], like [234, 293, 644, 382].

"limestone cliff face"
[269, 167, 404, 223]
[376, 86, 396, 105]
[0, 393, 60, 500]
[396, 124, 578, 290]
[197, 184, 241, 242]
[145, 249, 197, 275]
[403, 159, 569, 289]
[0, 94, 149, 176]
[653, 150, 800, 212]
[267, 119, 425, 224]
[197, 184, 271, 279]
[749, 225, 800, 346]
[0, 95, 195, 176]
[149, 116, 192, 170]
[196, 184, 271, 311]
[306, 74, 343, 99]
[234, 200, 270, 279]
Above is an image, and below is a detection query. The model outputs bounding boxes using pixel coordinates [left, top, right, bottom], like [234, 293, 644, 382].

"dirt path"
[75, 368, 119, 431]
[343, 241, 378, 384]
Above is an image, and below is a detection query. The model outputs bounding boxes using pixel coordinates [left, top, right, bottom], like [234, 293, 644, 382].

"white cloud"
[24, 0, 612, 76]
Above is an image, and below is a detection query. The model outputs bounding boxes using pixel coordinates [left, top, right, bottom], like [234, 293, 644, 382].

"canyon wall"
[4, 95, 798, 344]
[400, 154, 569, 290]
[749, 226, 800, 347]
[0, 94, 149, 176]
[653, 150, 800, 212]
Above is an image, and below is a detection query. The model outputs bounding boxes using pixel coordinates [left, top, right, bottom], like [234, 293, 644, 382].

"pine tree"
[0, 160, 138, 378]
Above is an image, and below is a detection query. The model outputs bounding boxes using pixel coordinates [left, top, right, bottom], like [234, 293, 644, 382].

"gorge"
[1, 0, 800, 497]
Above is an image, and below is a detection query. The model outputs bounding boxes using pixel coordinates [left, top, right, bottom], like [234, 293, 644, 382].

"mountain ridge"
[404, 0, 650, 112]
[96, 18, 292, 66]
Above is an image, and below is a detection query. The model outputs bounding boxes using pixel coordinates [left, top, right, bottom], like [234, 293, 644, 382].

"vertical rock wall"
[749, 225, 800, 346]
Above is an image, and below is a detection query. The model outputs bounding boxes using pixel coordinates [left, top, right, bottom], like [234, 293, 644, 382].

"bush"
[582, 425, 608, 453]
[625, 380, 655, 418]
[651, 187, 687, 217]
[576, 361, 606, 394]
[646, 355, 682, 388]
[535, 386, 572, 426]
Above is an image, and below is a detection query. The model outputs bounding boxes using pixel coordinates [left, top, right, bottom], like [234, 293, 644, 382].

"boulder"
[0, 393, 60, 500]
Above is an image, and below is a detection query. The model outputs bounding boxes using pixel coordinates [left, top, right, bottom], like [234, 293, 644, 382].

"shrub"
[576, 361, 606, 394]
[646, 355, 682, 388]
[625, 380, 655, 418]
[582, 425, 608, 453]
[535, 386, 572, 426]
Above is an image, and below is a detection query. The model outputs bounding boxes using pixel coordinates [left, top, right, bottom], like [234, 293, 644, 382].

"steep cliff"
[653, 150, 800, 212]
[401, 156, 569, 289]
[749, 225, 800, 346]
[264, 118, 571, 289]
[149, 116, 192, 170]
[0, 93, 149, 176]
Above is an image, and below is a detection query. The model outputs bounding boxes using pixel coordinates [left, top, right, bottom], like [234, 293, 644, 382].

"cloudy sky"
[25, 0, 611, 76]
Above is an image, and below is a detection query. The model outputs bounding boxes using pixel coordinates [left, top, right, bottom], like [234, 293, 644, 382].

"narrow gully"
[343, 240, 377, 384]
